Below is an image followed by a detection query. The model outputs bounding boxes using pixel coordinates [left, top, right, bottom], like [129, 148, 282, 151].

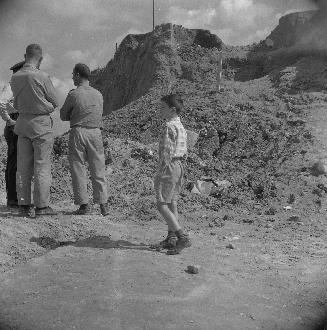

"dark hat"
[10, 61, 25, 73]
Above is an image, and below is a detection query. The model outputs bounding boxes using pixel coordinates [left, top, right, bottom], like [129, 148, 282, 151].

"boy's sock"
[175, 229, 187, 238]
[166, 229, 191, 255]
[167, 230, 177, 239]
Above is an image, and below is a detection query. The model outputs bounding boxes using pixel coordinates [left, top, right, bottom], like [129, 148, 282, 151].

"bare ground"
[0, 194, 327, 330]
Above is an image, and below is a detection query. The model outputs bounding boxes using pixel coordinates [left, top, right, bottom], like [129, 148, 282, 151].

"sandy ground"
[0, 195, 327, 330]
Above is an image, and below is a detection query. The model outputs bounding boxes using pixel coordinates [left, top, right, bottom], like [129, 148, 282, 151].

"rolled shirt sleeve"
[0, 101, 11, 122]
[0, 84, 16, 122]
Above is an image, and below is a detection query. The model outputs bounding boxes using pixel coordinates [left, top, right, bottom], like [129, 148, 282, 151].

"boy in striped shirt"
[152, 94, 191, 255]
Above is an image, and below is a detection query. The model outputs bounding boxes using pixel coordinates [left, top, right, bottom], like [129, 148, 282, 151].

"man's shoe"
[167, 235, 191, 255]
[100, 203, 110, 216]
[73, 204, 92, 215]
[19, 205, 35, 218]
[7, 200, 19, 208]
[35, 206, 58, 216]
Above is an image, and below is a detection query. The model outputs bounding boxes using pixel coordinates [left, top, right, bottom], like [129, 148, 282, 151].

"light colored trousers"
[68, 127, 108, 205]
[16, 133, 53, 208]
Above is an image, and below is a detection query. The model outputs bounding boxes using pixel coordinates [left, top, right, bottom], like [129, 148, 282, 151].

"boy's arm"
[160, 126, 177, 168]
[0, 101, 12, 123]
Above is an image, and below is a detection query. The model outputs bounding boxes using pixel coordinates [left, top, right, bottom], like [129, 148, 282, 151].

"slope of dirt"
[91, 24, 223, 114]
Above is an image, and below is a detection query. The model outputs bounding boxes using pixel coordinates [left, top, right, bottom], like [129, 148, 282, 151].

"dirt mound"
[264, 11, 316, 49]
[91, 25, 223, 115]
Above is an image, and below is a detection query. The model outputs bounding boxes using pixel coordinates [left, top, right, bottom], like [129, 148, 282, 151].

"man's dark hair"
[25, 44, 42, 58]
[74, 63, 91, 80]
[161, 94, 184, 114]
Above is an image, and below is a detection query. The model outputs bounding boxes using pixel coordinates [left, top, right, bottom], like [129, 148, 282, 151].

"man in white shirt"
[11, 44, 59, 217]
[0, 61, 25, 207]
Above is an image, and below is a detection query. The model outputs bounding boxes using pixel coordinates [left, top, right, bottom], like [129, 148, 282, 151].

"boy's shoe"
[100, 203, 110, 216]
[150, 235, 178, 250]
[73, 204, 92, 215]
[35, 206, 58, 216]
[166, 235, 192, 255]
[19, 205, 35, 218]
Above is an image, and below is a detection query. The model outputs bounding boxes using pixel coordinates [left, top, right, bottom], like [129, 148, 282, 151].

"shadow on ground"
[30, 235, 157, 252]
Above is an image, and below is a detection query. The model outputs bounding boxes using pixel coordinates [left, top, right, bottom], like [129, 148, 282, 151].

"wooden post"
[217, 51, 223, 92]
[153, 0, 155, 31]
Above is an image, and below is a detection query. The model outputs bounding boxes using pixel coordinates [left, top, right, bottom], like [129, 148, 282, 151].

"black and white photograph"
[0, 0, 327, 329]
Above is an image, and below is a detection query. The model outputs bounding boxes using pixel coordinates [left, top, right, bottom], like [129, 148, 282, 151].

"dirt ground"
[0, 190, 327, 330]
[2, 83, 327, 329]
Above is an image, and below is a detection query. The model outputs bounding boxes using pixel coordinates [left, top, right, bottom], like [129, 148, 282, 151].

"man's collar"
[77, 81, 90, 88]
[23, 63, 38, 70]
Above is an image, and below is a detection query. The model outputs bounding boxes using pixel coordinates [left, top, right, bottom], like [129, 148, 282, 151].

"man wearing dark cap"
[0, 61, 25, 207]
[10, 44, 59, 217]
[60, 63, 109, 216]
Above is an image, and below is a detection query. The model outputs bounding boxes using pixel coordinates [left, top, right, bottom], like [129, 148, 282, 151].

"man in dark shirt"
[60, 63, 109, 216]
[0, 61, 25, 208]
[10, 44, 59, 217]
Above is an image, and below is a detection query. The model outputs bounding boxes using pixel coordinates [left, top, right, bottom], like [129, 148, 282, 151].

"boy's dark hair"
[74, 63, 91, 80]
[161, 94, 184, 114]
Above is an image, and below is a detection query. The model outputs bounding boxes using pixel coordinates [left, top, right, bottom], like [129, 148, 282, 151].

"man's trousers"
[68, 127, 108, 205]
[4, 125, 18, 203]
[16, 133, 53, 208]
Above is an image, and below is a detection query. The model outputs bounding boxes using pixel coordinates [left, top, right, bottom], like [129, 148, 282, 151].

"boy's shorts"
[154, 160, 184, 203]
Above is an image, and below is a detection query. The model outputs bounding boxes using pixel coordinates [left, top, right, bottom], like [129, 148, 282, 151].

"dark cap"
[73, 63, 91, 80]
[10, 61, 25, 73]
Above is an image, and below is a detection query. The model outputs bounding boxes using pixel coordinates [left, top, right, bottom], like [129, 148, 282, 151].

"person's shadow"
[30, 235, 162, 253]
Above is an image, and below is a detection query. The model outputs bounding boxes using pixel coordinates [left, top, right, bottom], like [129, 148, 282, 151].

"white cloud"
[219, 0, 273, 27]
[166, 6, 217, 28]
[220, 0, 253, 14]
[51, 76, 74, 104]
[64, 50, 91, 62]
[40, 53, 55, 71]
[41, 0, 104, 18]
[64, 49, 100, 70]
[37, 0, 111, 31]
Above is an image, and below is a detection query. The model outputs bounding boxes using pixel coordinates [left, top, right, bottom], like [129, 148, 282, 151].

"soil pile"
[91, 25, 222, 115]
[264, 11, 316, 49]
[48, 19, 327, 220]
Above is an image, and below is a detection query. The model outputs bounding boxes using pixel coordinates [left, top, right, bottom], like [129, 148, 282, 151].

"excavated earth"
[1, 22, 327, 330]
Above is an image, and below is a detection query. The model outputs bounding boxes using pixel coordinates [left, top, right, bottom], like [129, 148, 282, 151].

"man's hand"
[7, 118, 16, 126]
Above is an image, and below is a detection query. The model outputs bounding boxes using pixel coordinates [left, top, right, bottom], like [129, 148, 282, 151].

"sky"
[0, 0, 317, 106]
